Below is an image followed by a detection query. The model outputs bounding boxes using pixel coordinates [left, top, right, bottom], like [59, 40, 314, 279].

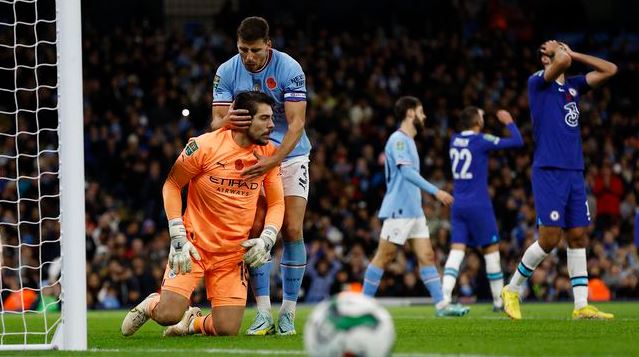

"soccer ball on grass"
[304, 292, 395, 357]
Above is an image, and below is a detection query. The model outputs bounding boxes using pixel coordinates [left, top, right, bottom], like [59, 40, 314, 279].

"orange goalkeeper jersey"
[162, 129, 284, 254]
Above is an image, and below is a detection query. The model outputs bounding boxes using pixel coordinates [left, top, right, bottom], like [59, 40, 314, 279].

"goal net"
[0, 0, 85, 350]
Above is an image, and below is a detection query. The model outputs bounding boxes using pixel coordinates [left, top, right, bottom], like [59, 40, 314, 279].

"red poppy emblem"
[266, 77, 277, 90]
[235, 159, 244, 171]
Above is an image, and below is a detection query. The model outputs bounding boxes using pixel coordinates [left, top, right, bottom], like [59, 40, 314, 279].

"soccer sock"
[280, 240, 306, 315]
[145, 294, 160, 318]
[484, 251, 504, 307]
[507, 241, 548, 292]
[442, 249, 465, 303]
[567, 248, 588, 309]
[420, 266, 446, 309]
[362, 264, 384, 297]
[250, 260, 273, 314]
[192, 314, 217, 336]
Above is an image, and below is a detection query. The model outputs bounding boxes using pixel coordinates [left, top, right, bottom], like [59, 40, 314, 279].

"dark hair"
[459, 106, 482, 130]
[233, 91, 275, 118]
[237, 17, 270, 42]
[394, 96, 421, 120]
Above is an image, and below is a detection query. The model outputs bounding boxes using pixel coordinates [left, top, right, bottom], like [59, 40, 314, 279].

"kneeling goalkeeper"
[121, 91, 284, 337]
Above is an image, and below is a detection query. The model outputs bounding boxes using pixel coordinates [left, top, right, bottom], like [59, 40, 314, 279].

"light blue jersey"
[212, 49, 311, 159]
[379, 131, 423, 219]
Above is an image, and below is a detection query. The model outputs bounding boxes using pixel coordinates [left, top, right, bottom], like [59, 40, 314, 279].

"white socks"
[280, 299, 296, 316]
[256, 296, 271, 315]
[567, 248, 588, 309]
[442, 249, 465, 303]
[484, 251, 504, 307]
[507, 241, 548, 292]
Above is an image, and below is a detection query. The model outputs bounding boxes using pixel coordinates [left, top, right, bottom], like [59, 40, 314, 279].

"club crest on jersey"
[563, 102, 580, 127]
[235, 159, 244, 171]
[185, 140, 199, 156]
[266, 76, 277, 90]
[252, 79, 261, 91]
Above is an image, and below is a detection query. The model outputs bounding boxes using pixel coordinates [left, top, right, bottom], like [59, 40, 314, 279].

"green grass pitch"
[1, 302, 638, 356]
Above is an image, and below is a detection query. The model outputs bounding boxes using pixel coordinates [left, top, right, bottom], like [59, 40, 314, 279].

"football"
[304, 292, 395, 357]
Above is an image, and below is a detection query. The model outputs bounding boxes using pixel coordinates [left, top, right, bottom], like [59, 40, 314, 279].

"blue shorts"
[532, 167, 591, 228]
[451, 204, 499, 248]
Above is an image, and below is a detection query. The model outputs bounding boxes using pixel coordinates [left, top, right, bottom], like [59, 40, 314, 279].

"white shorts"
[380, 217, 430, 245]
[281, 155, 310, 199]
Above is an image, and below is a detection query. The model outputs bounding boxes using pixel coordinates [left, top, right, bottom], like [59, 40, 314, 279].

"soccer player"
[442, 107, 523, 310]
[120, 91, 285, 337]
[211, 16, 309, 335]
[502, 40, 617, 320]
[361, 96, 470, 317]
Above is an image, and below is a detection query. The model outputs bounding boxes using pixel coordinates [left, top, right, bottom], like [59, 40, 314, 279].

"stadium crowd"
[1, 1, 638, 310]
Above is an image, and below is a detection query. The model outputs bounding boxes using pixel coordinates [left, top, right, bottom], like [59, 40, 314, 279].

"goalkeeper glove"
[241, 225, 277, 268]
[167, 218, 201, 275]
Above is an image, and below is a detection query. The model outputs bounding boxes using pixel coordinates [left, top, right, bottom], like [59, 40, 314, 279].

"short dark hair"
[459, 106, 482, 130]
[394, 96, 421, 120]
[233, 91, 275, 118]
[237, 17, 270, 42]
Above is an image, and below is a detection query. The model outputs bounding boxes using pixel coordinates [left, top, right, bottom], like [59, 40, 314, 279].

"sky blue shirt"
[212, 49, 311, 159]
[528, 70, 590, 170]
[378, 131, 424, 219]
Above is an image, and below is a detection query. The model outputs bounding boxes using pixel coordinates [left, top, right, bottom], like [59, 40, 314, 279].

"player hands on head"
[502, 39, 617, 321]
[361, 96, 470, 317]
[121, 90, 285, 338]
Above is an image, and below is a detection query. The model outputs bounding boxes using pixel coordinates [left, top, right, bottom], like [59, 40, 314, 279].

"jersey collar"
[460, 130, 476, 136]
[248, 49, 273, 74]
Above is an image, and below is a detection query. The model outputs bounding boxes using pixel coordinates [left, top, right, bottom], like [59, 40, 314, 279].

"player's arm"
[560, 43, 617, 89]
[241, 165, 285, 268]
[540, 40, 572, 82]
[210, 65, 251, 131]
[485, 110, 524, 150]
[398, 165, 453, 206]
[162, 141, 204, 274]
[241, 65, 307, 180]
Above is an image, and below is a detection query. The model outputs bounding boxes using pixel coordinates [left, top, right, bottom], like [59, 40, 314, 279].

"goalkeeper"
[121, 91, 284, 337]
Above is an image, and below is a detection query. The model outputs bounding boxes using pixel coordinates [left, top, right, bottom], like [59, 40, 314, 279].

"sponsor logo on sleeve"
[185, 140, 199, 156]
[213, 75, 221, 91]
[290, 74, 305, 88]
[395, 140, 405, 151]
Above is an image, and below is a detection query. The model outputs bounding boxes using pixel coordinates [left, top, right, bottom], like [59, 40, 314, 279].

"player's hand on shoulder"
[435, 190, 454, 206]
[224, 105, 252, 129]
[167, 218, 201, 275]
[496, 110, 514, 125]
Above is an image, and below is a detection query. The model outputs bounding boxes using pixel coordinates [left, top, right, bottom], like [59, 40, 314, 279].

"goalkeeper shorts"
[161, 249, 248, 307]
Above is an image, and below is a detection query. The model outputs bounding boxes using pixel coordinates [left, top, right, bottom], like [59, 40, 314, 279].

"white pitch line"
[92, 348, 504, 357]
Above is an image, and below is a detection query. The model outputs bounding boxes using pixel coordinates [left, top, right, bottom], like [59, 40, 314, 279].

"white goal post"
[0, 0, 86, 351]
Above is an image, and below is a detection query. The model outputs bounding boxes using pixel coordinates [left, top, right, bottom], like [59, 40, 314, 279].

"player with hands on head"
[502, 40, 617, 320]
[121, 91, 284, 338]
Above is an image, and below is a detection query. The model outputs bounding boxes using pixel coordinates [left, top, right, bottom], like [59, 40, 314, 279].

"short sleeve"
[212, 62, 233, 106]
[568, 75, 590, 94]
[282, 60, 307, 102]
[388, 137, 412, 167]
[528, 70, 549, 92]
